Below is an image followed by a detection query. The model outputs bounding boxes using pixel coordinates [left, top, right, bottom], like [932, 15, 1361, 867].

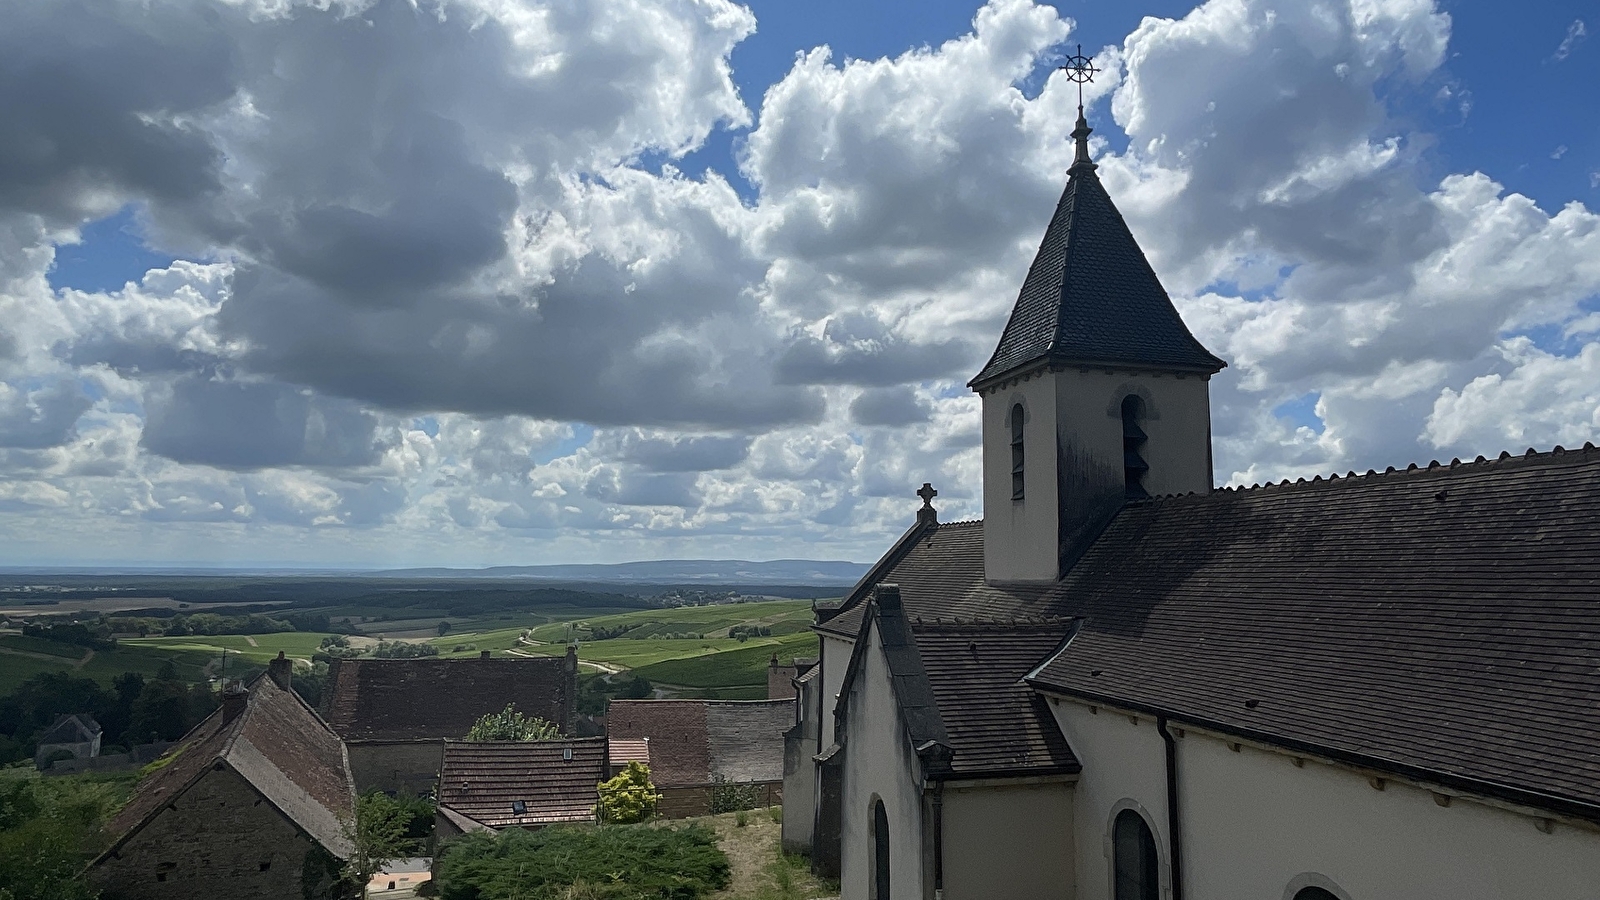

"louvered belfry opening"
[1121, 395, 1149, 499]
[1009, 403, 1026, 500]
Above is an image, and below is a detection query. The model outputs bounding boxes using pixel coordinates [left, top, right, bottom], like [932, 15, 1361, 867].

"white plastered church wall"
[1048, 694, 1600, 900]
[1053, 370, 1213, 499]
[941, 780, 1076, 900]
[839, 622, 925, 900]
[1047, 697, 1173, 900]
[981, 373, 1059, 582]
[820, 633, 853, 750]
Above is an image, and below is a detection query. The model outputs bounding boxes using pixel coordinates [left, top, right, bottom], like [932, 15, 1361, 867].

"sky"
[1, 0, 1598, 568]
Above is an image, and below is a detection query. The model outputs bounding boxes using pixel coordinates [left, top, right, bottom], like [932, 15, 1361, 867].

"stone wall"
[347, 740, 445, 795]
[91, 765, 342, 900]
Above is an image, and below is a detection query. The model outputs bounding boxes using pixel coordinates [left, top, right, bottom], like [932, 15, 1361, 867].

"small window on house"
[259, 860, 271, 872]
[871, 799, 891, 900]
[1294, 890, 1341, 900]
[1112, 809, 1159, 900]
[1009, 403, 1026, 500]
[1121, 395, 1149, 499]
[512, 799, 527, 814]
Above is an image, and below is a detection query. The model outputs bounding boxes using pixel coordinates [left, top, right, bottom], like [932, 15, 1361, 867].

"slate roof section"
[38, 713, 100, 744]
[322, 654, 575, 742]
[1028, 446, 1600, 821]
[104, 674, 355, 857]
[824, 445, 1600, 818]
[437, 738, 607, 829]
[916, 623, 1079, 778]
[835, 585, 952, 774]
[607, 699, 794, 786]
[970, 113, 1224, 388]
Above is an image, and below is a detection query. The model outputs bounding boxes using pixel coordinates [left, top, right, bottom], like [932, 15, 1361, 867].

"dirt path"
[696, 810, 838, 900]
[244, 636, 259, 647]
[505, 647, 626, 675]
[74, 648, 95, 669]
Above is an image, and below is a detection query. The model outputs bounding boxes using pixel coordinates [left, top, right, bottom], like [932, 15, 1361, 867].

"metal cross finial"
[917, 482, 938, 506]
[1058, 44, 1099, 111]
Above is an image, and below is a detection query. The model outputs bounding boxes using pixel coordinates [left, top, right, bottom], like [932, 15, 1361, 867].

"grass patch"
[434, 822, 730, 900]
[120, 631, 338, 664]
[0, 643, 213, 693]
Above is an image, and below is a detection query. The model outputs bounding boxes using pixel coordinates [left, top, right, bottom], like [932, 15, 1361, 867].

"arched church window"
[1293, 890, 1342, 900]
[1112, 809, 1159, 900]
[1010, 403, 1025, 500]
[871, 799, 891, 899]
[1121, 395, 1149, 499]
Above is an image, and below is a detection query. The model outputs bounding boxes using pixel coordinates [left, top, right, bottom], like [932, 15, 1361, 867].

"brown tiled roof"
[608, 738, 650, 769]
[323, 655, 574, 742]
[437, 738, 607, 828]
[607, 699, 792, 786]
[105, 676, 354, 856]
[970, 123, 1224, 389]
[828, 446, 1600, 819]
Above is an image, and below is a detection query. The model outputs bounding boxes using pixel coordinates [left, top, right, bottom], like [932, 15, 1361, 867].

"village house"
[433, 736, 609, 837]
[321, 648, 577, 793]
[608, 699, 793, 818]
[33, 713, 101, 770]
[766, 654, 817, 701]
[782, 105, 1600, 900]
[89, 655, 354, 900]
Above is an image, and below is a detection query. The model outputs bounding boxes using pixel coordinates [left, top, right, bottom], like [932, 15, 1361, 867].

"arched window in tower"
[1010, 403, 1025, 500]
[1293, 889, 1343, 900]
[1121, 395, 1149, 499]
[871, 799, 891, 899]
[1112, 809, 1159, 900]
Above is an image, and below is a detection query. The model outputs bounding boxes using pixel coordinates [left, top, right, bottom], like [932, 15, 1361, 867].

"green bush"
[595, 762, 660, 824]
[465, 704, 560, 742]
[433, 822, 729, 900]
[709, 776, 762, 814]
[0, 772, 134, 900]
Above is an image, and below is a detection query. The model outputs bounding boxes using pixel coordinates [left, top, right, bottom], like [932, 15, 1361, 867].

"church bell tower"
[969, 103, 1226, 583]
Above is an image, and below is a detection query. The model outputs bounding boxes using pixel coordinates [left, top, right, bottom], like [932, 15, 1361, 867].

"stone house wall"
[91, 765, 343, 900]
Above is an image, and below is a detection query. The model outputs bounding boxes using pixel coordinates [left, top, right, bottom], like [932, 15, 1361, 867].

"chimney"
[267, 651, 292, 690]
[480, 650, 492, 660]
[221, 682, 249, 725]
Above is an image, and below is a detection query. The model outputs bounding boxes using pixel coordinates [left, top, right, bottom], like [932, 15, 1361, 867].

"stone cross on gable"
[917, 482, 938, 525]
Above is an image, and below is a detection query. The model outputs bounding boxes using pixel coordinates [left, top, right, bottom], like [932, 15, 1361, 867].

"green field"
[0, 640, 213, 693]
[2, 599, 825, 696]
[629, 633, 818, 688]
[121, 631, 339, 664]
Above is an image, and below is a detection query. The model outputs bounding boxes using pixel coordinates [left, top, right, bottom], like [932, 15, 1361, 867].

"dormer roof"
[970, 111, 1225, 390]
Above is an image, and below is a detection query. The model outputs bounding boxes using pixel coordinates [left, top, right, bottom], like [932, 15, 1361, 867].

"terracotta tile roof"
[608, 738, 650, 769]
[322, 655, 574, 742]
[828, 446, 1600, 819]
[437, 738, 607, 829]
[970, 156, 1224, 388]
[105, 676, 354, 856]
[607, 699, 793, 787]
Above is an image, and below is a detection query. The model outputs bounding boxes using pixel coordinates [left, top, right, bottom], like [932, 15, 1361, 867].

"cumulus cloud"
[0, 0, 1596, 565]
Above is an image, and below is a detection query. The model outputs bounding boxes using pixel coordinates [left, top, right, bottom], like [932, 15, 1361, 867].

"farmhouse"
[434, 737, 609, 836]
[608, 699, 793, 817]
[321, 649, 578, 793]
[89, 661, 353, 900]
[782, 107, 1600, 899]
[33, 713, 101, 770]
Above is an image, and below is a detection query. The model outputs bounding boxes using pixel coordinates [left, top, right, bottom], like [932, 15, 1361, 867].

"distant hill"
[373, 559, 870, 586]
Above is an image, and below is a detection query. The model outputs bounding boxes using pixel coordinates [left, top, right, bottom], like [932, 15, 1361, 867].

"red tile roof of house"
[437, 738, 607, 829]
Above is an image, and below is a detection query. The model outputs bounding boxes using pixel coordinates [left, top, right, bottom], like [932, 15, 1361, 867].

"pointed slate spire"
[969, 109, 1225, 389]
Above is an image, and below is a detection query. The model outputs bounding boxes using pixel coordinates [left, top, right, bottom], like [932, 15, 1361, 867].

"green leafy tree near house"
[464, 704, 559, 742]
[595, 762, 661, 824]
[341, 792, 412, 899]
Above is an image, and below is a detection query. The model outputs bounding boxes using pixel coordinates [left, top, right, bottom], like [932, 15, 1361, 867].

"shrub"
[465, 704, 560, 742]
[709, 776, 763, 814]
[595, 761, 661, 824]
[433, 821, 729, 900]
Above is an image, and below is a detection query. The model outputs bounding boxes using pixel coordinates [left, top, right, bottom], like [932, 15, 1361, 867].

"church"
[779, 105, 1600, 900]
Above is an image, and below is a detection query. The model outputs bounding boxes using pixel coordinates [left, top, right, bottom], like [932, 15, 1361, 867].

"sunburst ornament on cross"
[1058, 44, 1099, 110]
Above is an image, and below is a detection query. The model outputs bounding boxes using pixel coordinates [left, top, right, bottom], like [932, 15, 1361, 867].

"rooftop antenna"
[1058, 44, 1100, 173]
